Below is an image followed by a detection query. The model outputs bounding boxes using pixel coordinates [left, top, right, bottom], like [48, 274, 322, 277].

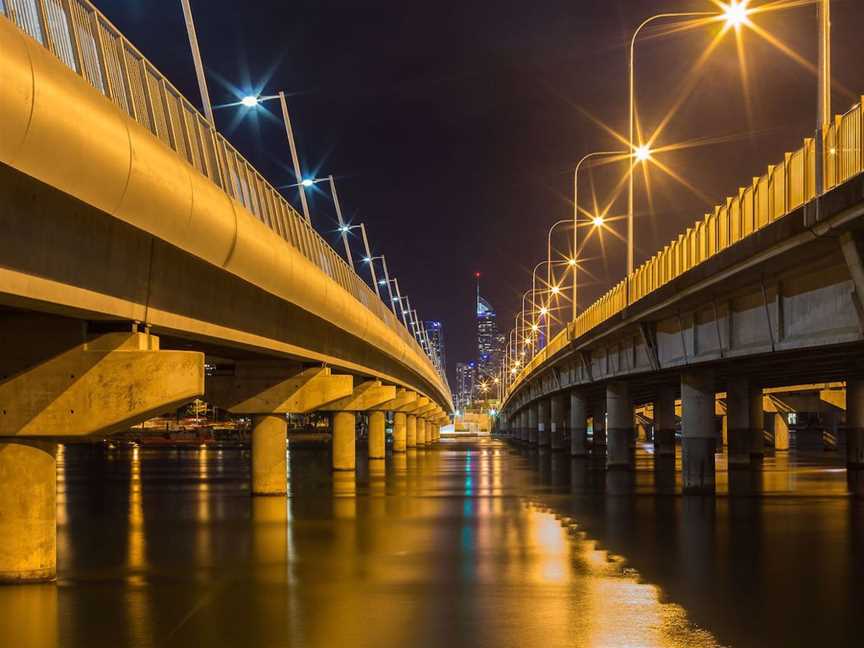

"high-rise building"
[455, 361, 476, 411]
[423, 320, 446, 377]
[475, 274, 504, 381]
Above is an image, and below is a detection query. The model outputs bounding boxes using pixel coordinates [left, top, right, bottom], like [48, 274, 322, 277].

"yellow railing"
[506, 99, 864, 402]
[1, 0, 434, 370]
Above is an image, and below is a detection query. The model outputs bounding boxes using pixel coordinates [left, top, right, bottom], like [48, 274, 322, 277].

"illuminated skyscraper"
[423, 320, 447, 377]
[455, 361, 477, 411]
[475, 273, 503, 380]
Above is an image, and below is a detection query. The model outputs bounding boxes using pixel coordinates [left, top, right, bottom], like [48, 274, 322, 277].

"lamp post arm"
[328, 175, 354, 271]
[277, 91, 311, 223]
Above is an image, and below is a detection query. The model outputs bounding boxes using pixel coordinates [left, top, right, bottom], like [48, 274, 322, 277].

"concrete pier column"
[406, 414, 418, 448]
[681, 370, 717, 494]
[332, 411, 357, 471]
[592, 398, 607, 454]
[417, 418, 427, 446]
[0, 440, 57, 583]
[538, 399, 551, 447]
[550, 394, 566, 451]
[727, 377, 762, 466]
[528, 403, 539, 445]
[654, 384, 677, 457]
[393, 412, 407, 452]
[570, 390, 588, 456]
[773, 412, 790, 451]
[368, 411, 386, 459]
[520, 410, 528, 443]
[846, 379, 864, 467]
[251, 414, 288, 495]
[607, 382, 634, 469]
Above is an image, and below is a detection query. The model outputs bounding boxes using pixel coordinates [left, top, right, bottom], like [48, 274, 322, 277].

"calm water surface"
[1, 438, 862, 647]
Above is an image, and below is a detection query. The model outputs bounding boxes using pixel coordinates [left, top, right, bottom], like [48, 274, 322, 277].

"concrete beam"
[402, 396, 430, 414]
[318, 380, 396, 412]
[0, 332, 203, 437]
[370, 388, 416, 412]
[414, 402, 437, 417]
[207, 365, 353, 414]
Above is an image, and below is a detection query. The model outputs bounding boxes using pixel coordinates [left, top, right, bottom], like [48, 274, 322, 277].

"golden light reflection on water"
[516, 502, 721, 648]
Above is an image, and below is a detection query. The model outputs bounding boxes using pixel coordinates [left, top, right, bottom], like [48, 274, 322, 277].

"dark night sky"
[99, 1, 864, 385]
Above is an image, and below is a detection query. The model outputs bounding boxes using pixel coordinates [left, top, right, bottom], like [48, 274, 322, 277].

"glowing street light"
[626, 4, 750, 282]
[550, 285, 561, 296]
[240, 95, 260, 108]
[722, 1, 752, 30]
[572, 150, 627, 320]
[591, 215, 605, 227]
[634, 144, 652, 162]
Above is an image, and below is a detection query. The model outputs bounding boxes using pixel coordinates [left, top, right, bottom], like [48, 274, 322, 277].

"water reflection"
[2, 440, 862, 646]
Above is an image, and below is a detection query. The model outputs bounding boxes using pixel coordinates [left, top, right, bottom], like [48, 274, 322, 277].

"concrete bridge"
[498, 97, 864, 494]
[0, 4, 451, 582]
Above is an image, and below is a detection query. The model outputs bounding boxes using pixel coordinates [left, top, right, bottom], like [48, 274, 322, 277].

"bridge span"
[0, 4, 450, 582]
[499, 97, 864, 494]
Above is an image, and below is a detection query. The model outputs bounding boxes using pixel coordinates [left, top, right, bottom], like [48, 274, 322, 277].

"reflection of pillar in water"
[332, 470, 357, 519]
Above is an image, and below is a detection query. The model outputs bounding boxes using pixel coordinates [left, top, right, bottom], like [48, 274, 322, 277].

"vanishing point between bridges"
[2, 1, 864, 646]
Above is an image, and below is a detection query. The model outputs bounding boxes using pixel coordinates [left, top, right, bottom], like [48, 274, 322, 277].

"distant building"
[455, 361, 477, 411]
[423, 320, 447, 377]
[476, 275, 504, 382]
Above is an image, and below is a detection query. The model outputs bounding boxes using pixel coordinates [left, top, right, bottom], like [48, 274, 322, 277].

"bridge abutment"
[570, 391, 588, 456]
[607, 382, 634, 470]
[681, 370, 717, 494]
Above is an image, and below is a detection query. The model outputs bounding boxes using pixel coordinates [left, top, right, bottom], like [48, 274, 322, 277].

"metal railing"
[506, 98, 864, 402]
[1, 0, 443, 379]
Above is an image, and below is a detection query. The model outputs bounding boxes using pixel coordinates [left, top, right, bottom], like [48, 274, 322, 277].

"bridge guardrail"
[0, 0, 440, 380]
[506, 99, 864, 404]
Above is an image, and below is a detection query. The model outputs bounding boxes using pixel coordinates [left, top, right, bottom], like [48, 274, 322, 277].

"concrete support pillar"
[520, 410, 528, 442]
[773, 412, 790, 451]
[592, 398, 607, 453]
[570, 391, 588, 456]
[251, 414, 288, 495]
[537, 399, 551, 447]
[550, 394, 565, 450]
[332, 411, 356, 471]
[417, 418, 427, 446]
[607, 382, 634, 469]
[423, 419, 431, 445]
[727, 377, 763, 466]
[368, 411, 386, 459]
[681, 370, 716, 494]
[528, 404, 538, 445]
[406, 414, 418, 448]
[846, 379, 864, 467]
[393, 412, 407, 452]
[0, 440, 57, 583]
[654, 384, 676, 457]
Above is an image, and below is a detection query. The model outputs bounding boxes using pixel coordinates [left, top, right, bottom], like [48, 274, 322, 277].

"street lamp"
[237, 92, 311, 222]
[627, 3, 752, 282]
[572, 150, 628, 320]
